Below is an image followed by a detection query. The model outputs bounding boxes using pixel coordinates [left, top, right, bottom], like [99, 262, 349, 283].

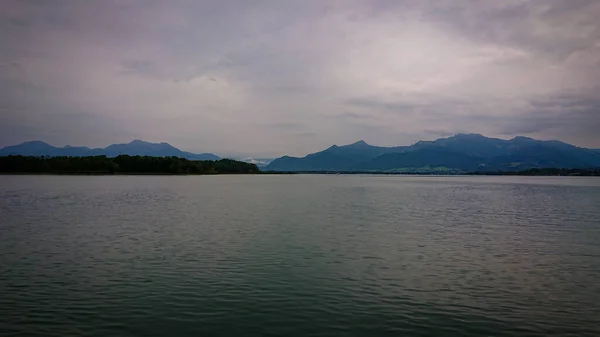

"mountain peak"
[123, 140, 176, 149]
[511, 136, 534, 141]
[344, 140, 370, 148]
[453, 133, 485, 139]
[0, 139, 219, 160]
[21, 140, 52, 146]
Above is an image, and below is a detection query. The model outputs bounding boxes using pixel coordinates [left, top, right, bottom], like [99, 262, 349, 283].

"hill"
[0, 140, 219, 160]
[265, 134, 600, 172]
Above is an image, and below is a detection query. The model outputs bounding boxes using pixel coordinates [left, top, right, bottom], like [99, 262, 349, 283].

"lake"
[1, 175, 600, 336]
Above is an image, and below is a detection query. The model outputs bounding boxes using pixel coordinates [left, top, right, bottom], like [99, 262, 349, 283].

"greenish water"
[1, 175, 600, 336]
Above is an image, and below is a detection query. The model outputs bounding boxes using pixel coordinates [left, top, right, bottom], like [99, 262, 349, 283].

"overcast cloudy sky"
[1, 0, 599, 157]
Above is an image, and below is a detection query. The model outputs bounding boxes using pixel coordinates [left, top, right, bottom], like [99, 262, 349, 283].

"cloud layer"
[1, 0, 599, 156]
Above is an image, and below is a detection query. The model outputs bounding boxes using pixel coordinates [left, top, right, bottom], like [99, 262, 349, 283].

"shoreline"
[0, 172, 253, 176]
[2, 172, 598, 177]
[259, 169, 600, 177]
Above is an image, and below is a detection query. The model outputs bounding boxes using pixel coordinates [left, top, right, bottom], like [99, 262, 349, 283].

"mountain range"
[0, 140, 219, 160]
[265, 134, 600, 172]
[3, 134, 600, 172]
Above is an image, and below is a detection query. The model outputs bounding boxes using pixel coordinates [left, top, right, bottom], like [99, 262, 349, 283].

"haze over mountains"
[0, 140, 219, 161]
[265, 134, 600, 172]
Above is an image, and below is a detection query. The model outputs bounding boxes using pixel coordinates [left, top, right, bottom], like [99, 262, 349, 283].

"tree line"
[469, 168, 600, 176]
[262, 168, 600, 176]
[0, 155, 259, 175]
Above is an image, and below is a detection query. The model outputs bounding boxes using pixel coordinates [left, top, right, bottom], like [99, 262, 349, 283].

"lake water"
[1, 175, 600, 336]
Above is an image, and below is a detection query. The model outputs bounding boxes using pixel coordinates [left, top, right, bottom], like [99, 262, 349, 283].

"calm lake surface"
[1, 175, 600, 336]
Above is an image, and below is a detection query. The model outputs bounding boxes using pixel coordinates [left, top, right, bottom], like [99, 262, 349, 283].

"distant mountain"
[265, 134, 600, 172]
[0, 141, 67, 157]
[266, 140, 406, 171]
[355, 147, 483, 172]
[0, 140, 219, 160]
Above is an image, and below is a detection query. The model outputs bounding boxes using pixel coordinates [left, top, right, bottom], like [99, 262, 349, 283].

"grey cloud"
[0, 107, 140, 148]
[0, 122, 46, 146]
[345, 98, 429, 111]
[529, 92, 600, 110]
[294, 132, 317, 137]
[516, 93, 600, 137]
[342, 89, 600, 147]
[451, 94, 599, 143]
[416, 0, 599, 61]
[495, 117, 566, 136]
[1, 0, 599, 155]
[334, 112, 380, 120]
[344, 96, 474, 121]
[120, 59, 157, 76]
[261, 122, 305, 130]
[423, 129, 460, 138]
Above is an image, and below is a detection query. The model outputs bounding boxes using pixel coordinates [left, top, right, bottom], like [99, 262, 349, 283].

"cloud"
[334, 112, 380, 121]
[1, 0, 599, 156]
[262, 122, 305, 130]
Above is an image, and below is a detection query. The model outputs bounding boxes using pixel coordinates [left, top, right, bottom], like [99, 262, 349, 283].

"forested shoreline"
[262, 168, 600, 176]
[2, 155, 598, 176]
[469, 168, 600, 176]
[0, 155, 259, 175]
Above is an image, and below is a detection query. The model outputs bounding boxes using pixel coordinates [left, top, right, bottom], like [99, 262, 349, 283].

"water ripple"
[1, 175, 600, 336]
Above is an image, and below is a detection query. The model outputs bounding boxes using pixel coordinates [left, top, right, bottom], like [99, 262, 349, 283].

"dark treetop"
[0, 155, 259, 175]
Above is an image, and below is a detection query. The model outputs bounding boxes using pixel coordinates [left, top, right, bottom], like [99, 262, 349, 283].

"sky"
[1, 0, 599, 157]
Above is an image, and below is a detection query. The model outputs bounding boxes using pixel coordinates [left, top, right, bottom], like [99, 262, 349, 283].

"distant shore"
[0, 172, 243, 176]
[2, 172, 598, 176]
[0, 155, 259, 175]
[260, 168, 600, 176]
[2, 155, 598, 176]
